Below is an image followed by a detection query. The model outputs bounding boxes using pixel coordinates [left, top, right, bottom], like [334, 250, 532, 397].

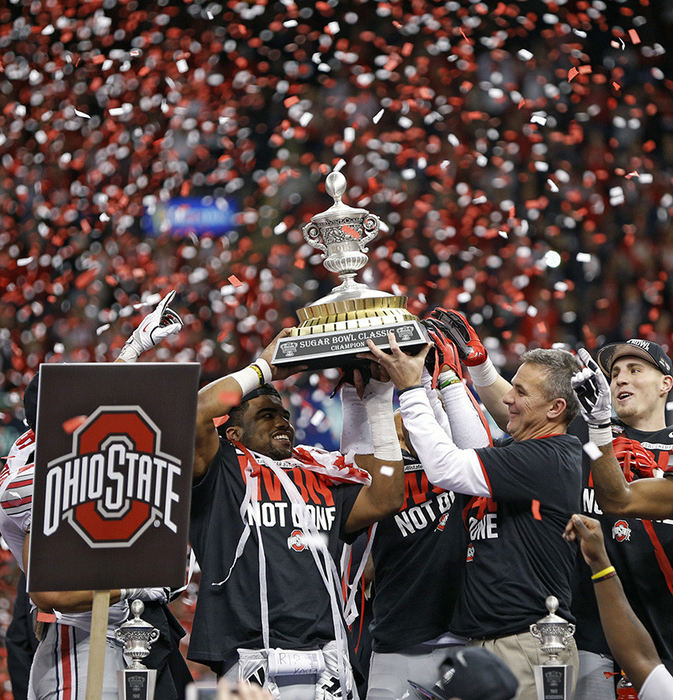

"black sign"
[28, 363, 200, 591]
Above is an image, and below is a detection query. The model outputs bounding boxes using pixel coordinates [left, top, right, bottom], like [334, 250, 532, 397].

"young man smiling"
[569, 340, 673, 700]
[361, 312, 583, 700]
[188, 328, 405, 699]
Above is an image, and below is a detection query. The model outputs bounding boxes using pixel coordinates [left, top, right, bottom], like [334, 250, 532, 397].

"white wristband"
[117, 343, 139, 363]
[363, 379, 402, 462]
[230, 366, 262, 397]
[254, 358, 273, 384]
[589, 425, 613, 447]
[467, 357, 498, 387]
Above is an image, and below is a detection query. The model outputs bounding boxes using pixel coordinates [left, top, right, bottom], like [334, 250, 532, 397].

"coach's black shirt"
[570, 417, 673, 661]
[370, 452, 467, 652]
[450, 433, 582, 639]
[188, 441, 362, 672]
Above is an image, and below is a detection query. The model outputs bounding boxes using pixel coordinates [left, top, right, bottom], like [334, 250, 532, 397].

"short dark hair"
[217, 384, 282, 438]
[520, 348, 581, 425]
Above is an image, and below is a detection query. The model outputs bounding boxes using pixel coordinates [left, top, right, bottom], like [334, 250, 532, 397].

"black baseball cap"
[408, 647, 519, 700]
[597, 339, 673, 378]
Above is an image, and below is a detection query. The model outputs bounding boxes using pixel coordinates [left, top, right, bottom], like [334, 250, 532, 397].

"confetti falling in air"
[583, 442, 603, 462]
[62, 415, 88, 434]
[0, 0, 670, 460]
[379, 466, 395, 477]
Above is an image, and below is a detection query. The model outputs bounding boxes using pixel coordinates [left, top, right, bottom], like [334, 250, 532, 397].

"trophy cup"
[272, 170, 429, 369]
[115, 600, 160, 700]
[529, 596, 576, 700]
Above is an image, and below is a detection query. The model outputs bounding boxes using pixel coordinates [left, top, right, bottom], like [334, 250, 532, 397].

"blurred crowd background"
[0, 0, 672, 693]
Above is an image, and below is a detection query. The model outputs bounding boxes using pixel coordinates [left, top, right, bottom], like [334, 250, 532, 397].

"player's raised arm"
[115, 290, 183, 363]
[193, 328, 306, 480]
[572, 348, 673, 518]
[342, 363, 405, 533]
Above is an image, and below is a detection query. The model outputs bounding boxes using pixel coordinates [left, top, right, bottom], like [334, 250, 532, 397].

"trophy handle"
[359, 214, 380, 252]
[302, 223, 327, 256]
[149, 629, 160, 644]
[529, 623, 541, 641]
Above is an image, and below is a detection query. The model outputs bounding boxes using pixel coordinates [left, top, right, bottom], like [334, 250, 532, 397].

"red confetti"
[628, 28, 641, 44]
[531, 500, 542, 521]
[213, 415, 228, 428]
[341, 224, 360, 240]
[228, 275, 243, 287]
[62, 415, 88, 434]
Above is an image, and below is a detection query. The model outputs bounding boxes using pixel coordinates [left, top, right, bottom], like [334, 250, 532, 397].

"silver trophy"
[529, 596, 575, 700]
[115, 600, 160, 700]
[273, 169, 428, 369]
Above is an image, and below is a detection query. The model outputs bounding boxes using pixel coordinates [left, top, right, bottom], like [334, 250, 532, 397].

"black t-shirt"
[450, 433, 582, 639]
[188, 441, 362, 671]
[369, 451, 467, 652]
[570, 417, 673, 661]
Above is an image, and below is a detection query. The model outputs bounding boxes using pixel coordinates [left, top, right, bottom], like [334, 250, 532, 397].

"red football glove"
[425, 308, 487, 366]
[612, 436, 657, 481]
[422, 320, 463, 387]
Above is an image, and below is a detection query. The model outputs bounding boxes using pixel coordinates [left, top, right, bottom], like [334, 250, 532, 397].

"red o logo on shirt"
[611, 520, 631, 542]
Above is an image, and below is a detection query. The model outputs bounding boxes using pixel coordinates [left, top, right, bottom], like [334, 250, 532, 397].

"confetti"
[583, 442, 603, 461]
[62, 416, 88, 434]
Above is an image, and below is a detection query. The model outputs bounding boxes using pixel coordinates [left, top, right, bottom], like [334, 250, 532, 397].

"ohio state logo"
[435, 513, 449, 532]
[612, 520, 631, 542]
[43, 406, 182, 549]
[466, 543, 475, 562]
[287, 529, 307, 552]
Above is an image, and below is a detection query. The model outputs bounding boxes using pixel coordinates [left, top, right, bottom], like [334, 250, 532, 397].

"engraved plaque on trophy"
[530, 596, 576, 700]
[273, 170, 429, 369]
[115, 600, 160, 700]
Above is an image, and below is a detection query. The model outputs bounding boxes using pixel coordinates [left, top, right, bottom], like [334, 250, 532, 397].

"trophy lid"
[536, 596, 568, 625]
[122, 599, 155, 631]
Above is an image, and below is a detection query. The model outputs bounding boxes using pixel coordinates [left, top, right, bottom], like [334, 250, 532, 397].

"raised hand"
[118, 290, 183, 362]
[571, 348, 612, 427]
[425, 308, 487, 366]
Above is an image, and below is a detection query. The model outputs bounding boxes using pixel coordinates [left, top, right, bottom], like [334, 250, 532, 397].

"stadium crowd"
[1, 0, 673, 697]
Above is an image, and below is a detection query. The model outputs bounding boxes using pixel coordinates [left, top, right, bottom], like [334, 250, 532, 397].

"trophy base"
[533, 663, 572, 700]
[118, 668, 157, 700]
[272, 320, 429, 370]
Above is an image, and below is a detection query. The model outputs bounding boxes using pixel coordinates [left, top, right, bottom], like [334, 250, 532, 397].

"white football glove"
[571, 348, 612, 427]
[118, 290, 183, 362]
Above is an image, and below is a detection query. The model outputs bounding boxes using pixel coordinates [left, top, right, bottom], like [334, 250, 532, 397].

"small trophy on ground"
[273, 169, 428, 369]
[529, 596, 576, 700]
[115, 600, 160, 700]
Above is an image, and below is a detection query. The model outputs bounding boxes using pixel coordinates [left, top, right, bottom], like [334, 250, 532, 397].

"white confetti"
[583, 441, 603, 461]
[472, 195, 487, 204]
[379, 466, 395, 477]
[531, 112, 547, 126]
[166, 76, 176, 89]
[447, 134, 459, 147]
[498, 230, 508, 238]
[344, 127, 355, 143]
[299, 112, 313, 127]
[310, 410, 326, 427]
[334, 159, 346, 172]
[17, 257, 33, 267]
[41, 25, 54, 35]
[547, 179, 559, 192]
[96, 324, 111, 336]
[326, 21, 340, 34]
[373, 108, 384, 124]
[517, 49, 533, 61]
[284, 19, 298, 27]
[99, 212, 110, 222]
[176, 59, 189, 73]
[576, 252, 592, 263]
[74, 108, 91, 119]
[109, 107, 125, 116]
[638, 173, 653, 184]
